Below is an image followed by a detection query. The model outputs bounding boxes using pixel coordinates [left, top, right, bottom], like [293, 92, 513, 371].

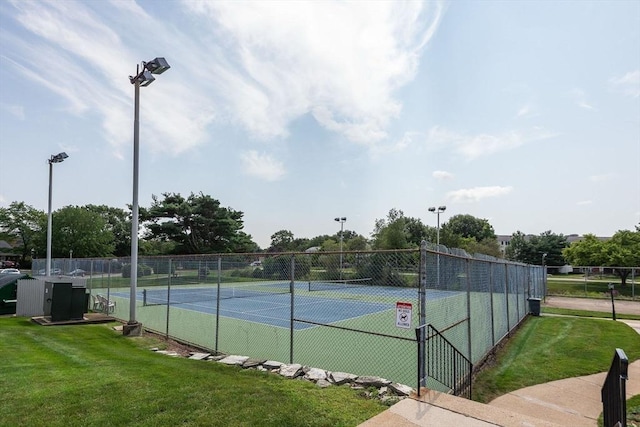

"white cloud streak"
[610, 70, 640, 98]
[570, 88, 596, 110]
[432, 170, 454, 180]
[447, 186, 513, 203]
[425, 126, 558, 160]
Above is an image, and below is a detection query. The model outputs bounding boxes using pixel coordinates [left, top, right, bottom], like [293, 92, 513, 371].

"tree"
[141, 192, 255, 254]
[506, 231, 569, 266]
[0, 202, 46, 263]
[563, 229, 640, 285]
[442, 214, 496, 244]
[438, 214, 500, 256]
[371, 208, 427, 250]
[269, 230, 295, 252]
[37, 206, 115, 258]
[85, 205, 131, 257]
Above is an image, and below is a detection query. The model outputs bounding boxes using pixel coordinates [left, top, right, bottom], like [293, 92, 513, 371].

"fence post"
[215, 256, 221, 354]
[416, 325, 425, 394]
[419, 241, 427, 388]
[489, 262, 495, 347]
[504, 263, 510, 331]
[165, 258, 172, 339]
[465, 258, 472, 363]
[289, 254, 295, 364]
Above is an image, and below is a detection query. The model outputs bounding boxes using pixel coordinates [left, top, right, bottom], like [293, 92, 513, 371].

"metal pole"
[436, 211, 440, 288]
[129, 78, 141, 328]
[46, 160, 53, 277]
[289, 254, 295, 364]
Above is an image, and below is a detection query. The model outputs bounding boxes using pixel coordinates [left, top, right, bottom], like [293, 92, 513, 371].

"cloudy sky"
[1, 0, 638, 249]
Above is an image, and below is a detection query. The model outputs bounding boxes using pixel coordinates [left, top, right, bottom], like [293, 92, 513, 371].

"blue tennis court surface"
[113, 282, 457, 330]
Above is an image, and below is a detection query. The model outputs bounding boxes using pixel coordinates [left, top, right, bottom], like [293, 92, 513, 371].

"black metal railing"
[601, 348, 628, 427]
[417, 324, 472, 399]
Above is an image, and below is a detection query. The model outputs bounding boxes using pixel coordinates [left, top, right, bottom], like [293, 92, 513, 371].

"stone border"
[150, 348, 414, 404]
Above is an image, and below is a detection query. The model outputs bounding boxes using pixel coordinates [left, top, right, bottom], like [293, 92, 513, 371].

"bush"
[122, 263, 153, 278]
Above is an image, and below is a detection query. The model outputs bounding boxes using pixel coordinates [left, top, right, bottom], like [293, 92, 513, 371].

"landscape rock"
[304, 368, 327, 382]
[242, 358, 266, 368]
[279, 363, 304, 378]
[330, 371, 358, 385]
[262, 360, 284, 370]
[355, 376, 391, 388]
[189, 352, 211, 360]
[389, 383, 413, 397]
[218, 355, 249, 365]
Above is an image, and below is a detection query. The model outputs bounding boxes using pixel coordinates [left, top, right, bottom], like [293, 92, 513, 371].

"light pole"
[428, 206, 446, 288]
[46, 152, 68, 277]
[69, 249, 73, 273]
[126, 57, 171, 336]
[334, 217, 346, 280]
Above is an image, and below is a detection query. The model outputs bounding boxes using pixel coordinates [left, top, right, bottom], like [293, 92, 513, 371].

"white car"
[0, 268, 21, 274]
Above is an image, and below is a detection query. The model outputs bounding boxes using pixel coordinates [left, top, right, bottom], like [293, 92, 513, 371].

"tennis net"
[307, 277, 372, 292]
[142, 282, 291, 306]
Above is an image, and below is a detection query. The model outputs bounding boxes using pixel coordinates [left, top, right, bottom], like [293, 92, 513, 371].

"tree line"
[1, 193, 638, 278]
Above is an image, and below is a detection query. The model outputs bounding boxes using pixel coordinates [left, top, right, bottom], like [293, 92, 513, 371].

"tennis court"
[114, 280, 458, 331]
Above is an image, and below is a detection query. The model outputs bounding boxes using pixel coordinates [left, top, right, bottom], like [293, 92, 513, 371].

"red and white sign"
[395, 302, 412, 329]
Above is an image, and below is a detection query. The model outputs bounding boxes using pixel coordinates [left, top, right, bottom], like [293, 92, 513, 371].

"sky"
[0, 0, 639, 250]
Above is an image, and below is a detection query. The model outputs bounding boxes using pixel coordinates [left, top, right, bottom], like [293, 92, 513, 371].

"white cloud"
[183, 0, 444, 144]
[425, 126, 557, 160]
[516, 104, 532, 118]
[240, 150, 286, 181]
[570, 88, 596, 110]
[609, 70, 640, 98]
[577, 200, 593, 206]
[432, 170, 454, 180]
[447, 186, 513, 203]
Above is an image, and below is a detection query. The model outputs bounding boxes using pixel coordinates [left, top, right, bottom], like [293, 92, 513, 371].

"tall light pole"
[428, 206, 446, 288]
[46, 152, 68, 277]
[126, 57, 171, 336]
[334, 217, 346, 280]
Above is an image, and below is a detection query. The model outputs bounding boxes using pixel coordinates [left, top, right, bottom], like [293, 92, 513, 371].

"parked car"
[0, 268, 21, 274]
[68, 269, 86, 277]
[37, 268, 62, 275]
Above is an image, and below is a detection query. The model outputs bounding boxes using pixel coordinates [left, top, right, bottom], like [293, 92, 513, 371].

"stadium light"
[428, 206, 446, 288]
[46, 152, 68, 277]
[125, 57, 171, 336]
[334, 217, 347, 280]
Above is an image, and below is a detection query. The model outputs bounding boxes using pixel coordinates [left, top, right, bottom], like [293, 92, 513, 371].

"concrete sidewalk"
[359, 318, 639, 427]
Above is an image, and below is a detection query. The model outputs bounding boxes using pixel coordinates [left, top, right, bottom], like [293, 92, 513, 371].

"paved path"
[359, 298, 640, 427]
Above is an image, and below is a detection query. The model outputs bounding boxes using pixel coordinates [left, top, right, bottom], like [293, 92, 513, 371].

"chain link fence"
[33, 244, 544, 394]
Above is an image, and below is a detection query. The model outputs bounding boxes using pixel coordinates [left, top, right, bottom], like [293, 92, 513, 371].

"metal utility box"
[527, 297, 541, 316]
[43, 281, 88, 321]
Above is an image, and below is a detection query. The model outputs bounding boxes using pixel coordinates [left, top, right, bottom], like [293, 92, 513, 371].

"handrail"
[416, 324, 472, 399]
[601, 348, 628, 427]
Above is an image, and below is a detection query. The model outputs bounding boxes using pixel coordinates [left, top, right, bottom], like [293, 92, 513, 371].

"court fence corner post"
[289, 254, 295, 364]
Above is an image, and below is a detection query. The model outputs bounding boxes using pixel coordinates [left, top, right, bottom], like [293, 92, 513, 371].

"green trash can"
[528, 297, 541, 316]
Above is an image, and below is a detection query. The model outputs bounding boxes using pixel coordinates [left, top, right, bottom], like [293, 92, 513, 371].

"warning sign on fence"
[395, 302, 412, 329]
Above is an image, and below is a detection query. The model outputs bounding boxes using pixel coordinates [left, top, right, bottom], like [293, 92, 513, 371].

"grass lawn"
[547, 275, 638, 299]
[0, 316, 386, 427]
[472, 314, 640, 404]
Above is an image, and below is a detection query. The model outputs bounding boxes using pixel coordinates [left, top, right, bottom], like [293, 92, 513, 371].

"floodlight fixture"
[49, 152, 68, 163]
[144, 57, 171, 75]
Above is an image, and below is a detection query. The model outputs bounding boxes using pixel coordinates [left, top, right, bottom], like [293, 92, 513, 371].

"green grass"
[547, 275, 638, 299]
[0, 317, 386, 427]
[472, 315, 640, 403]
[542, 306, 640, 321]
